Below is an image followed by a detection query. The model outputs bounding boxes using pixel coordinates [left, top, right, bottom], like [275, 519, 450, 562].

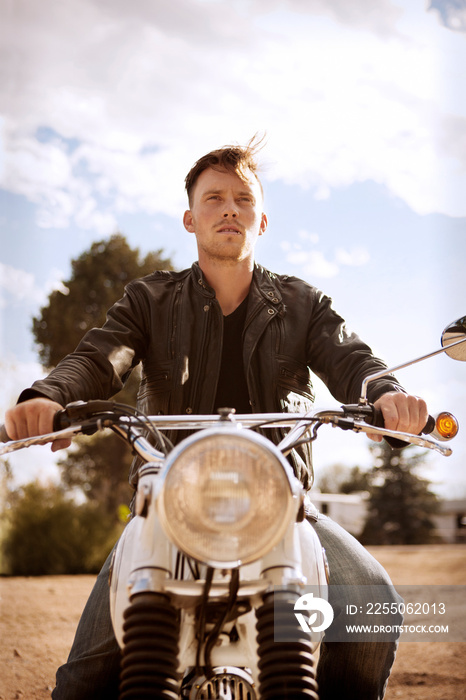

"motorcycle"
[1, 316, 465, 700]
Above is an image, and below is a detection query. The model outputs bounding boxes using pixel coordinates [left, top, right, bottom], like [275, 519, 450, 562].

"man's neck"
[200, 258, 254, 316]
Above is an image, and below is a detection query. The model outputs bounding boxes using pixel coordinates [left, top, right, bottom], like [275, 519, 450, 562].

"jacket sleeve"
[306, 288, 405, 405]
[18, 281, 150, 407]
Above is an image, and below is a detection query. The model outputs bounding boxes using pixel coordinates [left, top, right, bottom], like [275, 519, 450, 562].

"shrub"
[2, 481, 123, 575]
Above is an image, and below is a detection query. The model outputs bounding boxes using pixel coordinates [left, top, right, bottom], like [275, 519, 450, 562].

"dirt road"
[1, 544, 465, 699]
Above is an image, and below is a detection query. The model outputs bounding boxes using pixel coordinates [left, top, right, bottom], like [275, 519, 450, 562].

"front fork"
[109, 471, 181, 699]
[254, 518, 327, 700]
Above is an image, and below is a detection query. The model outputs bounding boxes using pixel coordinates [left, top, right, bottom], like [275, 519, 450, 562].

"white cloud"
[44, 269, 69, 296]
[298, 230, 320, 244]
[336, 247, 370, 266]
[283, 242, 370, 278]
[0, 262, 66, 307]
[0, 262, 38, 306]
[1, 0, 465, 234]
[0, 262, 67, 365]
[0, 360, 46, 408]
[4, 136, 72, 195]
[285, 250, 340, 278]
[253, 0, 403, 35]
[2, 130, 120, 232]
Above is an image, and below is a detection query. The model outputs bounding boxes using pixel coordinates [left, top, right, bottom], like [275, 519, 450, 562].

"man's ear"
[259, 212, 268, 236]
[183, 210, 195, 233]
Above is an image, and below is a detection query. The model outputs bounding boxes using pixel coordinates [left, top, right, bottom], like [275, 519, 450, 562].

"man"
[5, 140, 427, 699]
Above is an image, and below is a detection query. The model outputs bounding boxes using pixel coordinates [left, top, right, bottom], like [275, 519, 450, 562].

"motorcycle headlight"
[157, 429, 294, 567]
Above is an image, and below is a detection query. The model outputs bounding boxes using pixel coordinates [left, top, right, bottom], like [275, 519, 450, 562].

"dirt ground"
[0, 544, 465, 699]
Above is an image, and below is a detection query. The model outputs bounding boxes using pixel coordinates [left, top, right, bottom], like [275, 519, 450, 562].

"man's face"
[183, 167, 267, 265]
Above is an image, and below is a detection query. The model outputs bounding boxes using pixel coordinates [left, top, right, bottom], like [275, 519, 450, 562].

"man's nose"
[222, 198, 238, 217]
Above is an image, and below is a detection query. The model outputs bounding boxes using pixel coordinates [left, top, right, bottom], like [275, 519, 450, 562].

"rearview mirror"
[441, 317, 466, 361]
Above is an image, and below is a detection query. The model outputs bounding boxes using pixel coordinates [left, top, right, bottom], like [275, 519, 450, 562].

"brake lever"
[349, 419, 453, 456]
[0, 425, 84, 455]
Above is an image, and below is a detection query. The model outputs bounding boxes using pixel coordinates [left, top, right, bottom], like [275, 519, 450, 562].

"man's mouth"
[217, 226, 242, 235]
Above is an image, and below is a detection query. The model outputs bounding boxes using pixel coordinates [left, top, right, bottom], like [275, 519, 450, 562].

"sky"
[1, 0, 466, 496]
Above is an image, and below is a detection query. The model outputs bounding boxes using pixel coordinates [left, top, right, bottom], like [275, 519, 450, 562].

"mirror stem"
[360, 336, 466, 403]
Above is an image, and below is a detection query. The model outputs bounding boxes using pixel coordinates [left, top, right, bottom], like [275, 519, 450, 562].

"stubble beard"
[198, 236, 252, 265]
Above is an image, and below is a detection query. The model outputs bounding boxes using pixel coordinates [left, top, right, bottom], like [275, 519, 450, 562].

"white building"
[309, 492, 368, 538]
[432, 500, 466, 543]
[310, 492, 466, 543]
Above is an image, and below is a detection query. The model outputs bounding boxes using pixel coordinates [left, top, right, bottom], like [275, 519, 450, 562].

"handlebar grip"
[0, 412, 72, 442]
[421, 414, 436, 435]
[0, 424, 11, 443]
[52, 409, 72, 431]
[370, 407, 436, 448]
[371, 407, 435, 434]
[369, 407, 384, 429]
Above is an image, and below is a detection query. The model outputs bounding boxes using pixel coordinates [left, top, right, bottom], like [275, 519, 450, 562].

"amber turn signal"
[434, 412, 459, 441]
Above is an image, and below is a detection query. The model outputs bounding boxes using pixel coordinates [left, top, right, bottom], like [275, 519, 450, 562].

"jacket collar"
[190, 261, 283, 310]
[191, 262, 215, 298]
[251, 263, 283, 309]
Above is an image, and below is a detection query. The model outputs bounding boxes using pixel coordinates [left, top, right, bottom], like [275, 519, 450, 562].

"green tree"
[59, 430, 134, 519]
[2, 482, 122, 575]
[316, 463, 351, 494]
[33, 233, 173, 368]
[31, 234, 174, 520]
[360, 442, 440, 545]
[0, 459, 13, 573]
[316, 463, 370, 494]
[340, 466, 370, 494]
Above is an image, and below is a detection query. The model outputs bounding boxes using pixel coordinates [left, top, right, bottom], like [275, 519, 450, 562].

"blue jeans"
[52, 549, 121, 698]
[53, 514, 400, 699]
[313, 514, 402, 699]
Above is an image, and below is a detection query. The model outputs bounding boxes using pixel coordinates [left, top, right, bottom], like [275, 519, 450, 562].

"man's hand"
[370, 391, 429, 443]
[4, 397, 71, 452]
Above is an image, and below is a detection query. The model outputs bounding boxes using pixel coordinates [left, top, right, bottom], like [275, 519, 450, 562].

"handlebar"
[0, 401, 456, 458]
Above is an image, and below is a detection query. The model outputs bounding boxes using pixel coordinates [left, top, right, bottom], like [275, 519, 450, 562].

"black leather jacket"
[21, 262, 403, 490]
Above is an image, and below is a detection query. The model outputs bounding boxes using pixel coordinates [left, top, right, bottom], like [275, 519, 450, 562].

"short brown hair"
[185, 136, 264, 204]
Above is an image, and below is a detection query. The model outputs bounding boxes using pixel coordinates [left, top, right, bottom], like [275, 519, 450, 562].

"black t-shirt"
[214, 296, 251, 414]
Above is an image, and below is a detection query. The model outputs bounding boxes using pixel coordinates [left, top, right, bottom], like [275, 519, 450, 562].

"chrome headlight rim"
[157, 427, 295, 568]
